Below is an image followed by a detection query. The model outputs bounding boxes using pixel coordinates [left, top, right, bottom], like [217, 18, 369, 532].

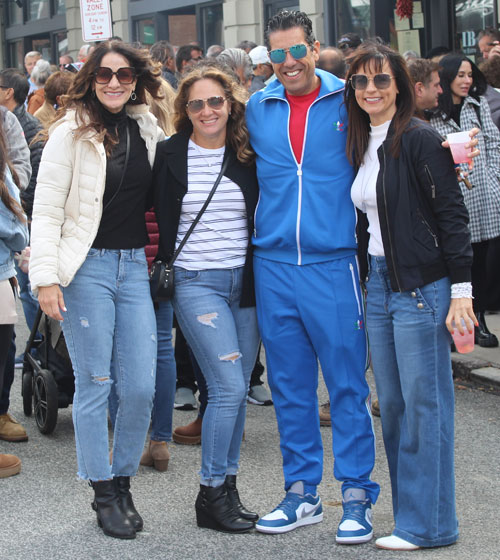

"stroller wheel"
[33, 369, 58, 434]
[22, 372, 33, 417]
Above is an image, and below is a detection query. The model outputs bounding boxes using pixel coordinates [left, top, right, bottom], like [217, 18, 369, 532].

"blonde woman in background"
[34, 71, 74, 129]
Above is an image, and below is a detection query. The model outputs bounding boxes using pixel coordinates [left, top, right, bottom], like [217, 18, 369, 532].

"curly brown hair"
[52, 41, 162, 152]
[173, 61, 254, 165]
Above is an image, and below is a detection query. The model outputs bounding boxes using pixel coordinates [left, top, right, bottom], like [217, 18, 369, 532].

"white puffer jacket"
[29, 104, 165, 293]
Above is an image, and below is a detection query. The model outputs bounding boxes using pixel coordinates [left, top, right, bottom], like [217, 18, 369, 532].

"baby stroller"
[21, 307, 74, 434]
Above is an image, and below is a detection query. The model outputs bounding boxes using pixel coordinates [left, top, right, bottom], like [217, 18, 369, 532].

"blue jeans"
[366, 256, 458, 547]
[151, 301, 176, 441]
[173, 266, 260, 487]
[61, 248, 156, 481]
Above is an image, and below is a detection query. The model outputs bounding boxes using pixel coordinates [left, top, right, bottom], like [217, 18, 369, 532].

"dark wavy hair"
[173, 61, 254, 165]
[265, 10, 316, 49]
[0, 118, 24, 222]
[436, 53, 487, 121]
[51, 41, 162, 152]
[344, 42, 415, 168]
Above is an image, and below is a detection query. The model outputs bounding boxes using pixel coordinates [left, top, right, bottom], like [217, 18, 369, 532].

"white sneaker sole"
[336, 530, 373, 544]
[256, 512, 323, 534]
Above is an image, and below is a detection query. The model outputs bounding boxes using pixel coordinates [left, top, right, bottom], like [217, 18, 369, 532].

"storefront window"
[28, 0, 50, 21]
[455, 0, 495, 61]
[55, 0, 66, 15]
[8, 41, 25, 71]
[136, 18, 156, 46]
[264, 1, 300, 22]
[31, 36, 52, 60]
[199, 4, 223, 50]
[8, 2, 24, 25]
[55, 31, 68, 57]
[336, 0, 371, 40]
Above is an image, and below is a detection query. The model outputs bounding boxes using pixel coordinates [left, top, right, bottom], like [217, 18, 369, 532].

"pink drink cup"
[451, 318, 474, 354]
[447, 131, 472, 164]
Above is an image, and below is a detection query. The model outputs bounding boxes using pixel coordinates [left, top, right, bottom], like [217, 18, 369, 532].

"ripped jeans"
[173, 266, 260, 486]
[61, 248, 156, 481]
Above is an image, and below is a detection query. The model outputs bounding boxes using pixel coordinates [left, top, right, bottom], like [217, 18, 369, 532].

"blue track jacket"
[246, 69, 356, 265]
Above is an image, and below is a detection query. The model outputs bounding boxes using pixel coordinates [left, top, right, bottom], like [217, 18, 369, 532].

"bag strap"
[102, 122, 130, 213]
[167, 155, 229, 268]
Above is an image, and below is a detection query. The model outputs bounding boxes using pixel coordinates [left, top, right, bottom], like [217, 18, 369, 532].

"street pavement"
[1, 308, 500, 560]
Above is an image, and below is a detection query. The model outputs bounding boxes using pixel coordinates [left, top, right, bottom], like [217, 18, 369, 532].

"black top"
[357, 117, 472, 292]
[152, 130, 259, 307]
[451, 101, 463, 126]
[92, 107, 151, 249]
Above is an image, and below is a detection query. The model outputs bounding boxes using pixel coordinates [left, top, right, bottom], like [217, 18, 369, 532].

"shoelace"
[341, 499, 369, 522]
[272, 492, 305, 513]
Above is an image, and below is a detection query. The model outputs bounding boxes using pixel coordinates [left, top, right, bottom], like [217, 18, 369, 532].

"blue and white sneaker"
[336, 499, 373, 544]
[255, 492, 323, 534]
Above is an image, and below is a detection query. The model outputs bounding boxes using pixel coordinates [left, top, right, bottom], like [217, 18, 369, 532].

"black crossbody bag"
[150, 157, 229, 302]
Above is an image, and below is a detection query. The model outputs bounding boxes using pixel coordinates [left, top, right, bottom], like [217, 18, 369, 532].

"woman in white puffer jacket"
[29, 41, 164, 539]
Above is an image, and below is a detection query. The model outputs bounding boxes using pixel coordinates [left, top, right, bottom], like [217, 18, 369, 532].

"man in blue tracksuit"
[246, 11, 379, 543]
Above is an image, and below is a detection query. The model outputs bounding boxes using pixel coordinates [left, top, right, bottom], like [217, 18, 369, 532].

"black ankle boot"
[90, 480, 136, 539]
[195, 484, 255, 533]
[475, 311, 499, 348]
[225, 475, 259, 521]
[115, 476, 144, 531]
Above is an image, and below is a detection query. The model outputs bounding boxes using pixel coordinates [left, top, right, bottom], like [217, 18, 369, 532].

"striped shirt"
[175, 140, 248, 270]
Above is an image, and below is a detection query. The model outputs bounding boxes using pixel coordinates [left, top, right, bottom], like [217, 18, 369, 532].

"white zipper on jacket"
[349, 262, 362, 315]
[260, 87, 344, 266]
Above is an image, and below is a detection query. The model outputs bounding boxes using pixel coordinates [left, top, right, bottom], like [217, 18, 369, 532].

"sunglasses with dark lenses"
[94, 66, 136, 84]
[186, 96, 226, 113]
[268, 43, 309, 64]
[350, 73, 395, 90]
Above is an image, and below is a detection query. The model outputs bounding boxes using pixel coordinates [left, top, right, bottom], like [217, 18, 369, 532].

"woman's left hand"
[445, 298, 478, 335]
[441, 127, 480, 169]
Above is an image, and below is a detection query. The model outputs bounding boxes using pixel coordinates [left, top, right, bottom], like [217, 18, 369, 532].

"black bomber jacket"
[357, 117, 473, 292]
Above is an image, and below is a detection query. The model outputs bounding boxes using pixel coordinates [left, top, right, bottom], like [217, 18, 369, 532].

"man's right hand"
[38, 284, 67, 321]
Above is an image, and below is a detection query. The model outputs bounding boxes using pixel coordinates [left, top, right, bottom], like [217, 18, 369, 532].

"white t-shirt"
[175, 140, 248, 270]
[351, 120, 391, 257]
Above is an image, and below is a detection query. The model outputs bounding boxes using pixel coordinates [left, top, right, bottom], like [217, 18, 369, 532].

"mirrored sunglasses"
[350, 73, 395, 90]
[94, 66, 136, 85]
[186, 96, 226, 113]
[268, 43, 309, 64]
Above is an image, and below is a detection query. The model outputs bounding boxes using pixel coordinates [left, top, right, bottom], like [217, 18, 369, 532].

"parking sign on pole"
[80, 0, 113, 43]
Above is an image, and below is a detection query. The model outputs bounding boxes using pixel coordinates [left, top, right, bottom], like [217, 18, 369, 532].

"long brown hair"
[0, 117, 25, 222]
[344, 42, 415, 168]
[48, 41, 162, 152]
[173, 61, 254, 165]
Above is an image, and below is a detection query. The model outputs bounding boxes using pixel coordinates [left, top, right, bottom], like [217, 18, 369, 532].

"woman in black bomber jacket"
[152, 63, 259, 534]
[344, 43, 476, 551]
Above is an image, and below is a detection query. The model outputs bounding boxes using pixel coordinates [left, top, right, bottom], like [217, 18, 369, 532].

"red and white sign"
[80, 0, 113, 43]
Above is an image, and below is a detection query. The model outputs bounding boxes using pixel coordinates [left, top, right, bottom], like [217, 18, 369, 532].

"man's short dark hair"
[265, 10, 316, 50]
[477, 27, 500, 42]
[176, 45, 203, 72]
[317, 47, 346, 78]
[424, 46, 450, 60]
[407, 58, 440, 87]
[150, 40, 175, 66]
[0, 68, 29, 105]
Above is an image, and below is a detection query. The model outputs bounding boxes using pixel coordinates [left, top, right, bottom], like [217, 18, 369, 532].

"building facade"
[1, 1, 500, 69]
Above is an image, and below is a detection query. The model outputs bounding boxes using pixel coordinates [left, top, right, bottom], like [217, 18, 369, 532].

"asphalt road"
[2, 309, 500, 560]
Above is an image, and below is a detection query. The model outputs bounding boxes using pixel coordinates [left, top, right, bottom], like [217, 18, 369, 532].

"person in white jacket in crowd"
[29, 41, 165, 539]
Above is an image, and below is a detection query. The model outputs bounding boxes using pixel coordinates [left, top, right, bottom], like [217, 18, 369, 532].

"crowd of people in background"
[1, 8, 499, 553]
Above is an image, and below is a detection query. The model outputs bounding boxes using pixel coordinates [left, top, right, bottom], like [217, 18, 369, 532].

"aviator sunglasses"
[94, 66, 136, 84]
[186, 96, 226, 113]
[350, 73, 395, 90]
[268, 43, 309, 64]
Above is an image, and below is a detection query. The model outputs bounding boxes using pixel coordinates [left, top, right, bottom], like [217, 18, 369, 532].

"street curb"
[452, 355, 500, 389]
